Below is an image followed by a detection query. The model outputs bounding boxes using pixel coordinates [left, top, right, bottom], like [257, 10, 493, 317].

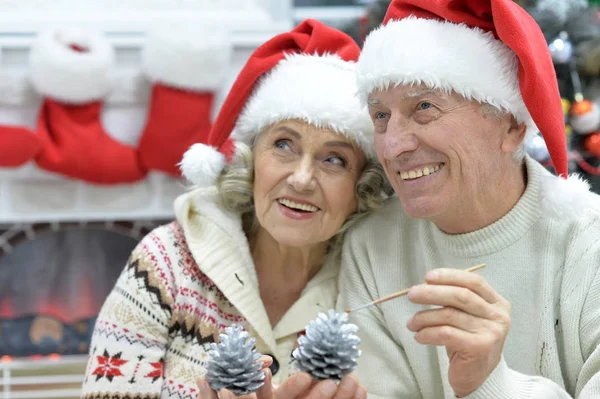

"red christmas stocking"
[29, 27, 146, 184]
[0, 126, 42, 167]
[137, 28, 232, 177]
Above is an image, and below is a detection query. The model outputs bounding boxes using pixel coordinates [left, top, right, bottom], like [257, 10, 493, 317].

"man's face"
[367, 84, 525, 232]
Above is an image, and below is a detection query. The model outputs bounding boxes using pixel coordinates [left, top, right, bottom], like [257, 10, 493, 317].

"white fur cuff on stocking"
[29, 27, 115, 104]
[141, 26, 233, 91]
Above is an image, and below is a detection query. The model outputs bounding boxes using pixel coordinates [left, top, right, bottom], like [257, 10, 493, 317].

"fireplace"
[0, 220, 166, 398]
[0, 221, 163, 358]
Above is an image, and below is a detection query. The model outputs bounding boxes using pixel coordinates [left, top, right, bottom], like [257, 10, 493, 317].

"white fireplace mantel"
[0, 0, 292, 34]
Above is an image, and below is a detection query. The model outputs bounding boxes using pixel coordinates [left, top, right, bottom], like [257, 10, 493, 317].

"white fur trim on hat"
[232, 53, 375, 158]
[179, 143, 226, 187]
[357, 17, 538, 137]
[142, 26, 232, 91]
[29, 27, 114, 103]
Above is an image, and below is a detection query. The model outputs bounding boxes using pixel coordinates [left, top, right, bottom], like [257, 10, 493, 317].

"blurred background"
[0, 0, 599, 397]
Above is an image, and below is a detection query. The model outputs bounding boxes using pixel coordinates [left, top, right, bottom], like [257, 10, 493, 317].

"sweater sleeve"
[464, 230, 600, 399]
[80, 233, 175, 399]
[576, 253, 600, 398]
[337, 230, 421, 399]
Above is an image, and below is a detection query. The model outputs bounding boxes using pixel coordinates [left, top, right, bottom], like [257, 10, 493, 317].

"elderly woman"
[81, 20, 389, 399]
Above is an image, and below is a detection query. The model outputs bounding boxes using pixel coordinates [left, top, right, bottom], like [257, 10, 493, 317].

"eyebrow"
[402, 88, 436, 100]
[274, 126, 355, 150]
[274, 126, 301, 138]
[368, 88, 439, 106]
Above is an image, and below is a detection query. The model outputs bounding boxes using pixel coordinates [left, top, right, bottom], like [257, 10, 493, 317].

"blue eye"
[418, 102, 433, 110]
[375, 111, 388, 119]
[327, 156, 346, 167]
[275, 139, 291, 150]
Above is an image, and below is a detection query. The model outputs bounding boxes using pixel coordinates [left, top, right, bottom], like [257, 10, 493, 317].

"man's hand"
[406, 268, 512, 397]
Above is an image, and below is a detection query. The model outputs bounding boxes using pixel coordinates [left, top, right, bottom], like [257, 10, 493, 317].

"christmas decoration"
[570, 99, 600, 134]
[29, 27, 146, 184]
[292, 309, 361, 381]
[205, 325, 265, 396]
[549, 31, 574, 63]
[137, 26, 233, 177]
[584, 131, 600, 156]
[562, 99, 574, 137]
[527, 133, 551, 162]
[0, 126, 42, 167]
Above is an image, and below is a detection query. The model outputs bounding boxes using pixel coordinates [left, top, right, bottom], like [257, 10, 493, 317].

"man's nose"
[382, 115, 419, 160]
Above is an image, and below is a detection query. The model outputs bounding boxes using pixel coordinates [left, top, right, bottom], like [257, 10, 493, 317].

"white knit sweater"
[81, 187, 339, 398]
[338, 157, 600, 398]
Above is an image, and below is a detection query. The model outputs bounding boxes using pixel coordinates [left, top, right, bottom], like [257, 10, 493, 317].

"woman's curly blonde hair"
[215, 138, 392, 257]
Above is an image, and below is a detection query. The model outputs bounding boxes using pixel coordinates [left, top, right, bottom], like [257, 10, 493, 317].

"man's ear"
[500, 114, 527, 154]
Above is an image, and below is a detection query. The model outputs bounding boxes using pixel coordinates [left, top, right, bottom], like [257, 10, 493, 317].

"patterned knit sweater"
[81, 187, 339, 399]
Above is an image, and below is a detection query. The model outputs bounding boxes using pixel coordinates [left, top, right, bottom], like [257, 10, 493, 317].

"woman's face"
[252, 119, 366, 248]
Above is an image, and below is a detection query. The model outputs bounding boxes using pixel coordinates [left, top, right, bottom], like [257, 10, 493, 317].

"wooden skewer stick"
[345, 264, 486, 314]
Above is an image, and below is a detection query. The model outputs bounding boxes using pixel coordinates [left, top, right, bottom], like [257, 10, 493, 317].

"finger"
[413, 325, 475, 348]
[217, 389, 236, 399]
[197, 378, 219, 399]
[273, 372, 312, 399]
[353, 385, 367, 399]
[408, 284, 493, 319]
[255, 368, 273, 399]
[258, 355, 273, 369]
[425, 268, 499, 303]
[305, 379, 338, 399]
[333, 375, 359, 399]
[407, 306, 488, 333]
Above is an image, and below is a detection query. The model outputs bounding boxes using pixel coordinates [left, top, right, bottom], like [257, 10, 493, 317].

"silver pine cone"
[292, 309, 361, 381]
[205, 325, 265, 395]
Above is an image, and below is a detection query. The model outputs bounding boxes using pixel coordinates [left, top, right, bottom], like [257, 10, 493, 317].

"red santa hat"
[356, 0, 568, 178]
[179, 19, 374, 187]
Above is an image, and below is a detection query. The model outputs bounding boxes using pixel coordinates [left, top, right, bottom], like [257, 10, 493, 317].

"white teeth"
[400, 164, 443, 180]
[278, 199, 318, 212]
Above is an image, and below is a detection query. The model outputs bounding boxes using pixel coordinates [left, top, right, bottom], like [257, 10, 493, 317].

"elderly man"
[338, 0, 600, 398]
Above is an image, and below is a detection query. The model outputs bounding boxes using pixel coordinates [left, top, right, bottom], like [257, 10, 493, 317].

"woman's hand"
[271, 373, 367, 399]
[197, 367, 276, 399]
[197, 356, 366, 399]
[197, 355, 274, 399]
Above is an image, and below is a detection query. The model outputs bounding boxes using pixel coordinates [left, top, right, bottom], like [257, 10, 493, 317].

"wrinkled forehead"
[367, 84, 467, 107]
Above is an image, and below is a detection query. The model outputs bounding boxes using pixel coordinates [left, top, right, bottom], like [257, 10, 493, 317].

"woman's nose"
[287, 158, 316, 191]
